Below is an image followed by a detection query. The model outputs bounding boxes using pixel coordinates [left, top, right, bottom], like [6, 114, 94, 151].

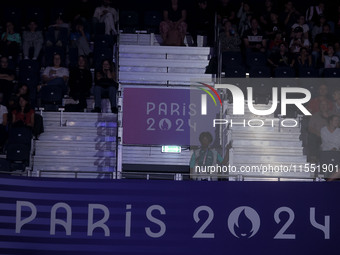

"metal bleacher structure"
[6, 30, 314, 181]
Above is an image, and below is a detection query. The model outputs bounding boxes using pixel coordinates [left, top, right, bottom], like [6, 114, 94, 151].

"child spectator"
[22, 20, 43, 60]
[321, 45, 339, 68]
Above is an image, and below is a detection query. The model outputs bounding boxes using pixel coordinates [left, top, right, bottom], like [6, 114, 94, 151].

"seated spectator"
[279, 1, 300, 33]
[265, 12, 285, 40]
[312, 24, 338, 67]
[243, 18, 266, 53]
[311, 15, 327, 41]
[92, 59, 118, 114]
[306, 1, 325, 27]
[237, 1, 253, 37]
[321, 45, 339, 68]
[0, 56, 15, 106]
[268, 42, 294, 68]
[320, 115, 340, 151]
[8, 84, 30, 118]
[291, 15, 309, 39]
[289, 26, 311, 54]
[40, 54, 69, 96]
[308, 100, 331, 162]
[22, 20, 43, 60]
[0, 93, 8, 153]
[45, 16, 69, 48]
[219, 21, 241, 52]
[189, 0, 214, 47]
[0, 21, 21, 61]
[268, 31, 284, 53]
[11, 95, 34, 129]
[160, 0, 187, 46]
[70, 0, 95, 34]
[260, 0, 276, 27]
[216, 0, 236, 26]
[296, 47, 313, 68]
[93, 0, 118, 35]
[308, 84, 333, 114]
[68, 55, 92, 111]
[331, 89, 340, 116]
[70, 23, 92, 57]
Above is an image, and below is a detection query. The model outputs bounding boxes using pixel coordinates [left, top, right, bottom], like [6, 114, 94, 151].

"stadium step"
[32, 112, 117, 178]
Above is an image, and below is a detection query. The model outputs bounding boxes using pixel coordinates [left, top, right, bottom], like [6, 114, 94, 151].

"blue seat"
[144, 11, 162, 33]
[249, 66, 271, 78]
[120, 10, 140, 33]
[8, 127, 32, 145]
[25, 7, 45, 29]
[224, 66, 246, 78]
[298, 67, 319, 78]
[246, 52, 267, 67]
[274, 67, 295, 78]
[222, 51, 243, 69]
[323, 68, 340, 77]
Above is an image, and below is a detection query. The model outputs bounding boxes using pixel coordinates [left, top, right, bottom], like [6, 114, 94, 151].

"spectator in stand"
[306, 1, 325, 28]
[70, 23, 92, 58]
[68, 55, 92, 111]
[268, 42, 294, 69]
[70, 0, 95, 33]
[331, 90, 340, 116]
[0, 56, 15, 107]
[160, 0, 187, 46]
[243, 18, 266, 53]
[268, 31, 284, 53]
[40, 54, 69, 96]
[308, 84, 333, 114]
[291, 15, 309, 39]
[92, 59, 118, 114]
[216, 0, 236, 26]
[8, 84, 30, 113]
[22, 20, 43, 60]
[265, 12, 285, 40]
[93, 0, 119, 35]
[260, 0, 276, 27]
[289, 26, 310, 54]
[296, 47, 313, 68]
[0, 93, 8, 153]
[320, 115, 340, 151]
[189, 0, 214, 47]
[311, 15, 327, 41]
[11, 94, 34, 129]
[321, 45, 339, 69]
[0, 21, 21, 61]
[219, 21, 241, 52]
[45, 15, 69, 49]
[308, 99, 331, 162]
[237, 2, 253, 38]
[312, 24, 338, 67]
[279, 1, 300, 33]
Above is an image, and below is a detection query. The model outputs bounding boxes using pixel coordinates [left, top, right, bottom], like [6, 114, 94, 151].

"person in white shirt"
[93, 0, 118, 35]
[291, 15, 309, 39]
[40, 54, 69, 95]
[322, 45, 340, 68]
[320, 115, 340, 151]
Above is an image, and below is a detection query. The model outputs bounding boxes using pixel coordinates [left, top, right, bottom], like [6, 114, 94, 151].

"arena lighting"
[162, 146, 181, 153]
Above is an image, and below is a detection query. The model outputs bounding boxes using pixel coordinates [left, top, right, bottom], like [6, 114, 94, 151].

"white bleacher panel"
[119, 66, 168, 73]
[119, 58, 209, 68]
[122, 146, 191, 165]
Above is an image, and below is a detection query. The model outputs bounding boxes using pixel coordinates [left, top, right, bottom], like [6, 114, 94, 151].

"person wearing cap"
[291, 15, 309, 39]
[289, 26, 311, 54]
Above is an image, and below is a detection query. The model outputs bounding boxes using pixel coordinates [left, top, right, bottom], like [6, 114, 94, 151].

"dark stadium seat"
[25, 7, 45, 29]
[222, 51, 243, 69]
[0, 158, 10, 172]
[225, 66, 246, 78]
[249, 66, 271, 78]
[323, 68, 340, 78]
[144, 10, 162, 33]
[274, 67, 295, 78]
[298, 67, 319, 78]
[40, 85, 63, 111]
[120, 10, 140, 33]
[8, 127, 32, 146]
[246, 52, 267, 67]
[3, 7, 22, 29]
[6, 144, 31, 171]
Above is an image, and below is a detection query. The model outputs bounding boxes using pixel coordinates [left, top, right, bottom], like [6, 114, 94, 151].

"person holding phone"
[321, 45, 340, 68]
